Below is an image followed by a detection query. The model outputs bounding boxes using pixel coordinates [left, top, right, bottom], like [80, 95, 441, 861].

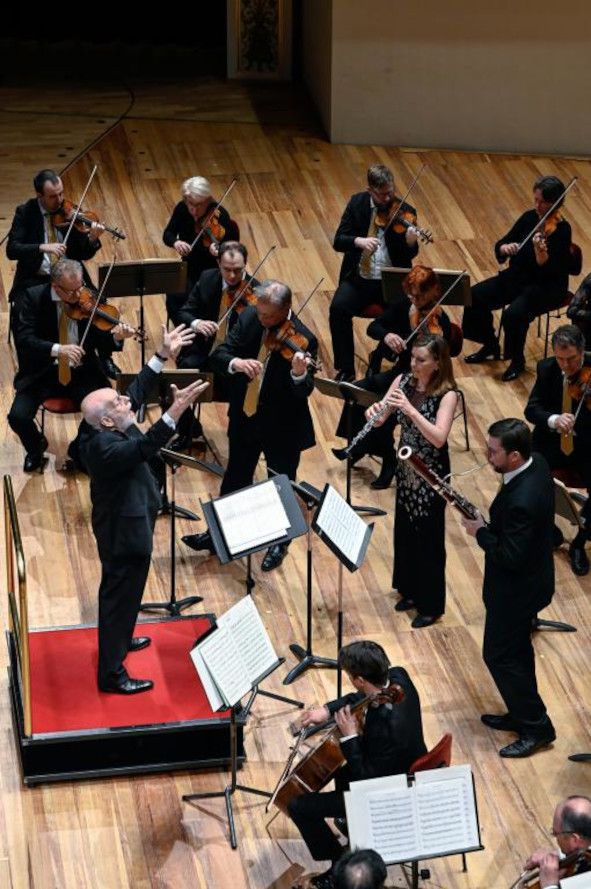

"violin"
[51, 200, 126, 240]
[196, 205, 226, 250]
[512, 846, 591, 888]
[265, 319, 321, 370]
[376, 204, 434, 244]
[409, 302, 444, 335]
[62, 287, 146, 342]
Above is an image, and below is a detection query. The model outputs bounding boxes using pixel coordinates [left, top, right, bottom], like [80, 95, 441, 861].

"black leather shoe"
[394, 597, 415, 612]
[501, 363, 524, 382]
[24, 451, 46, 472]
[481, 713, 519, 732]
[182, 531, 214, 554]
[128, 636, 151, 652]
[261, 542, 289, 572]
[569, 542, 589, 576]
[411, 614, 440, 628]
[334, 370, 355, 383]
[331, 446, 363, 466]
[370, 460, 395, 489]
[499, 731, 556, 758]
[99, 676, 154, 694]
[464, 344, 501, 364]
[100, 357, 121, 380]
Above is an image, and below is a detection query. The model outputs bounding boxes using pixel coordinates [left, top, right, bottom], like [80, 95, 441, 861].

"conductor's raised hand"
[159, 323, 196, 360]
[166, 379, 209, 423]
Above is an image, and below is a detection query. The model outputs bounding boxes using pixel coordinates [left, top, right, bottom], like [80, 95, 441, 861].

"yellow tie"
[243, 336, 268, 417]
[58, 305, 72, 386]
[560, 377, 574, 456]
[212, 289, 234, 350]
[46, 213, 60, 265]
[358, 207, 380, 277]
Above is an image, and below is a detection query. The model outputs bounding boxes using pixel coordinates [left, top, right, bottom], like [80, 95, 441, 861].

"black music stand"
[315, 377, 386, 518]
[98, 259, 187, 368]
[381, 266, 472, 308]
[569, 753, 591, 762]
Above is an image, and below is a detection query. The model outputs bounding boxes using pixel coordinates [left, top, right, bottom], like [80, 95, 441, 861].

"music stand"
[315, 377, 386, 518]
[381, 266, 472, 308]
[98, 259, 187, 368]
[312, 484, 374, 697]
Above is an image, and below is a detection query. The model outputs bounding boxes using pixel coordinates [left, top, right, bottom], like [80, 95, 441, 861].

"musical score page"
[315, 485, 367, 567]
[196, 626, 252, 708]
[217, 595, 278, 685]
[213, 479, 289, 554]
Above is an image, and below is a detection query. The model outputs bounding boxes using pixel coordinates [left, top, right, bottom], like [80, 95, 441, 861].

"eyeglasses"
[55, 283, 82, 296]
[549, 828, 575, 838]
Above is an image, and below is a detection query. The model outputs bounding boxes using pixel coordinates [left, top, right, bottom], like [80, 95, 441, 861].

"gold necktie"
[58, 305, 72, 385]
[243, 335, 268, 417]
[560, 377, 574, 456]
[212, 289, 234, 350]
[358, 207, 380, 277]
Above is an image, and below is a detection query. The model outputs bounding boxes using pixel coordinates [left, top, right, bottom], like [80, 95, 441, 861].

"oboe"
[397, 446, 480, 519]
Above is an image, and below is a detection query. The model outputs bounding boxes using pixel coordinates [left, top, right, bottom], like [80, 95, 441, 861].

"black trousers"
[483, 607, 554, 735]
[97, 555, 152, 686]
[329, 276, 383, 374]
[220, 415, 301, 496]
[287, 769, 349, 863]
[534, 436, 591, 531]
[462, 271, 566, 365]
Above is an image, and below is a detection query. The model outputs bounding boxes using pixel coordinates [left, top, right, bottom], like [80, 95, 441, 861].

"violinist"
[287, 641, 425, 889]
[463, 175, 572, 381]
[332, 266, 452, 490]
[162, 176, 237, 324]
[329, 163, 419, 383]
[524, 325, 591, 576]
[182, 280, 316, 573]
[567, 270, 591, 343]
[521, 796, 591, 889]
[7, 259, 135, 472]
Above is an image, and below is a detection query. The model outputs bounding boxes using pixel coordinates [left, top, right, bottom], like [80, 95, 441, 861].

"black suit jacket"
[13, 283, 117, 392]
[525, 354, 591, 456]
[209, 305, 316, 452]
[162, 201, 235, 289]
[334, 192, 419, 282]
[6, 198, 101, 300]
[493, 209, 571, 292]
[80, 365, 174, 561]
[476, 454, 555, 616]
[327, 666, 426, 781]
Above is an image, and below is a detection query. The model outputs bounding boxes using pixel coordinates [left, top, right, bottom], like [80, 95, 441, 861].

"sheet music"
[345, 775, 421, 861]
[213, 479, 289, 554]
[315, 485, 367, 567]
[217, 595, 278, 684]
[190, 642, 225, 712]
[415, 765, 480, 854]
[562, 873, 591, 888]
[197, 626, 252, 707]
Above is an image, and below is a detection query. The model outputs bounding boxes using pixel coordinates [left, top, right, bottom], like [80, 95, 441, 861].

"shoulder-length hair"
[411, 334, 456, 396]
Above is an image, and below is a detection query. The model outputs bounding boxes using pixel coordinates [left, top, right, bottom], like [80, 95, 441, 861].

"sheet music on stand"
[190, 596, 280, 710]
[313, 484, 373, 572]
[562, 873, 591, 887]
[344, 764, 483, 865]
[212, 478, 290, 556]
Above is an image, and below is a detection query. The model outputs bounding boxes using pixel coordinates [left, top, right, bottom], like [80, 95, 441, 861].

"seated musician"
[162, 176, 237, 325]
[288, 640, 426, 889]
[333, 849, 387, 889]
[521, 795, 591, 889]
[329, 163, 419, 382]
[567, 271, 591, 343]
[332, 265, 451, 490]
[463, 175, 572, 382]
[524, 324, 591, 577]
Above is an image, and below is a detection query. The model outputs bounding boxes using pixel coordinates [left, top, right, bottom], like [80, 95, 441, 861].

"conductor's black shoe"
[501, 362, 524, 382]
[128, 636, 151, 652]
[23, 451, 46, 472]
[99, 676, 154, 695]
[569, 542, 589, 576]
[464, 343, 501, 364]
[182, 531, 214, 554]
[370, 458, 395, 489]
[99, 356, 121, 379]
[411, 614, 440, 628]
[261, 542, 289, 572]
[499, 731, 556, 758]
[334, 370, 355, 383]
[481, 713, 519, 732]
[310, 869, 335, 889]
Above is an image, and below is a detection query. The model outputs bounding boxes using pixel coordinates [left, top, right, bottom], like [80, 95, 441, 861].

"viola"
[265, 319, 321, 370]
[51, 199, 126, 240]
[62, 287, 146, 342]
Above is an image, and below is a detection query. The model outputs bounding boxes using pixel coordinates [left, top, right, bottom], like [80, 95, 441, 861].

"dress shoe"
[370, 459, 395, 489]
[411, 614, 440, 628]
[569, 542, 589, 576]
[99, 356, 121, 380]
[481, 713, 519, 732]
[99, 676, 154, 694]
[261, 542, 289, 572]
[334, 370, 355, 383]
[182, 531, 215, 554]
[499, 731, 556, 758]
[501, 363, 524, 382]
[394, 597, 415, 612]
[464, 343, 501, 364]
[23, 451, 46, 472]
[128, 636, 151, 652]
[331, 445, 363, 465]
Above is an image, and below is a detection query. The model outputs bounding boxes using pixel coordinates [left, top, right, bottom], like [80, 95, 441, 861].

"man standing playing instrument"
[287, 641, 425, 889]
[463, 175, 572, 381]
[182, 279, 316, 572]
[461, 419, 557, 757]
[80, 324, 207, 694]
[329, 164, 419, 383]
[521, 796, 591, 888]
[524, 324, 591, 576]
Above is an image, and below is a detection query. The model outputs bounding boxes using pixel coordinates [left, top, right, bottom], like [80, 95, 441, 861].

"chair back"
[409, 733, 452, 773]
[361, 303, 385, 319]
[569, 243, 583, 277]
[41, 397, 78, 415]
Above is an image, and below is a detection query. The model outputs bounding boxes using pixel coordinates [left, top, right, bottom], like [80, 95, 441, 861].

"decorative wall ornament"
[227, 0, 292, 79]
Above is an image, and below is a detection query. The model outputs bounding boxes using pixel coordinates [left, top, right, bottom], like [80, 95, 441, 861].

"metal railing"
[4, 475, 31, 737]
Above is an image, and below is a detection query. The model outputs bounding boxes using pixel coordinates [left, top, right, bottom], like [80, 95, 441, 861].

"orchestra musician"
[332, 850, 387, 889]
[162, 176, 237, 325]
[567, 270, 591, 343]
[7, 259, 134, 473]
[524, 324, 591, 577]
[332, 266, 452, 490]
[366, 335, 457, 627]
[329, 164, 419, 382]
[463, 175, 572, 381]
[182, 280, 316, 573]
[521, 795, 591, 889]
[461, 419, 557, 758]
[287, 640, 425, 889]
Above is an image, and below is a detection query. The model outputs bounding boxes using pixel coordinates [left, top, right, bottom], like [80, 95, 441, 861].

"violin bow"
[188, 177, 237, 252]
[61, 164, 98, 248]
[404, 269, 466, 349]
[383, 161, 427, 233]
[79, 249, 118, 350]
[570, 367, 591, 426]
[217, 244, 277, 328]
[516, 176, 578, 253]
